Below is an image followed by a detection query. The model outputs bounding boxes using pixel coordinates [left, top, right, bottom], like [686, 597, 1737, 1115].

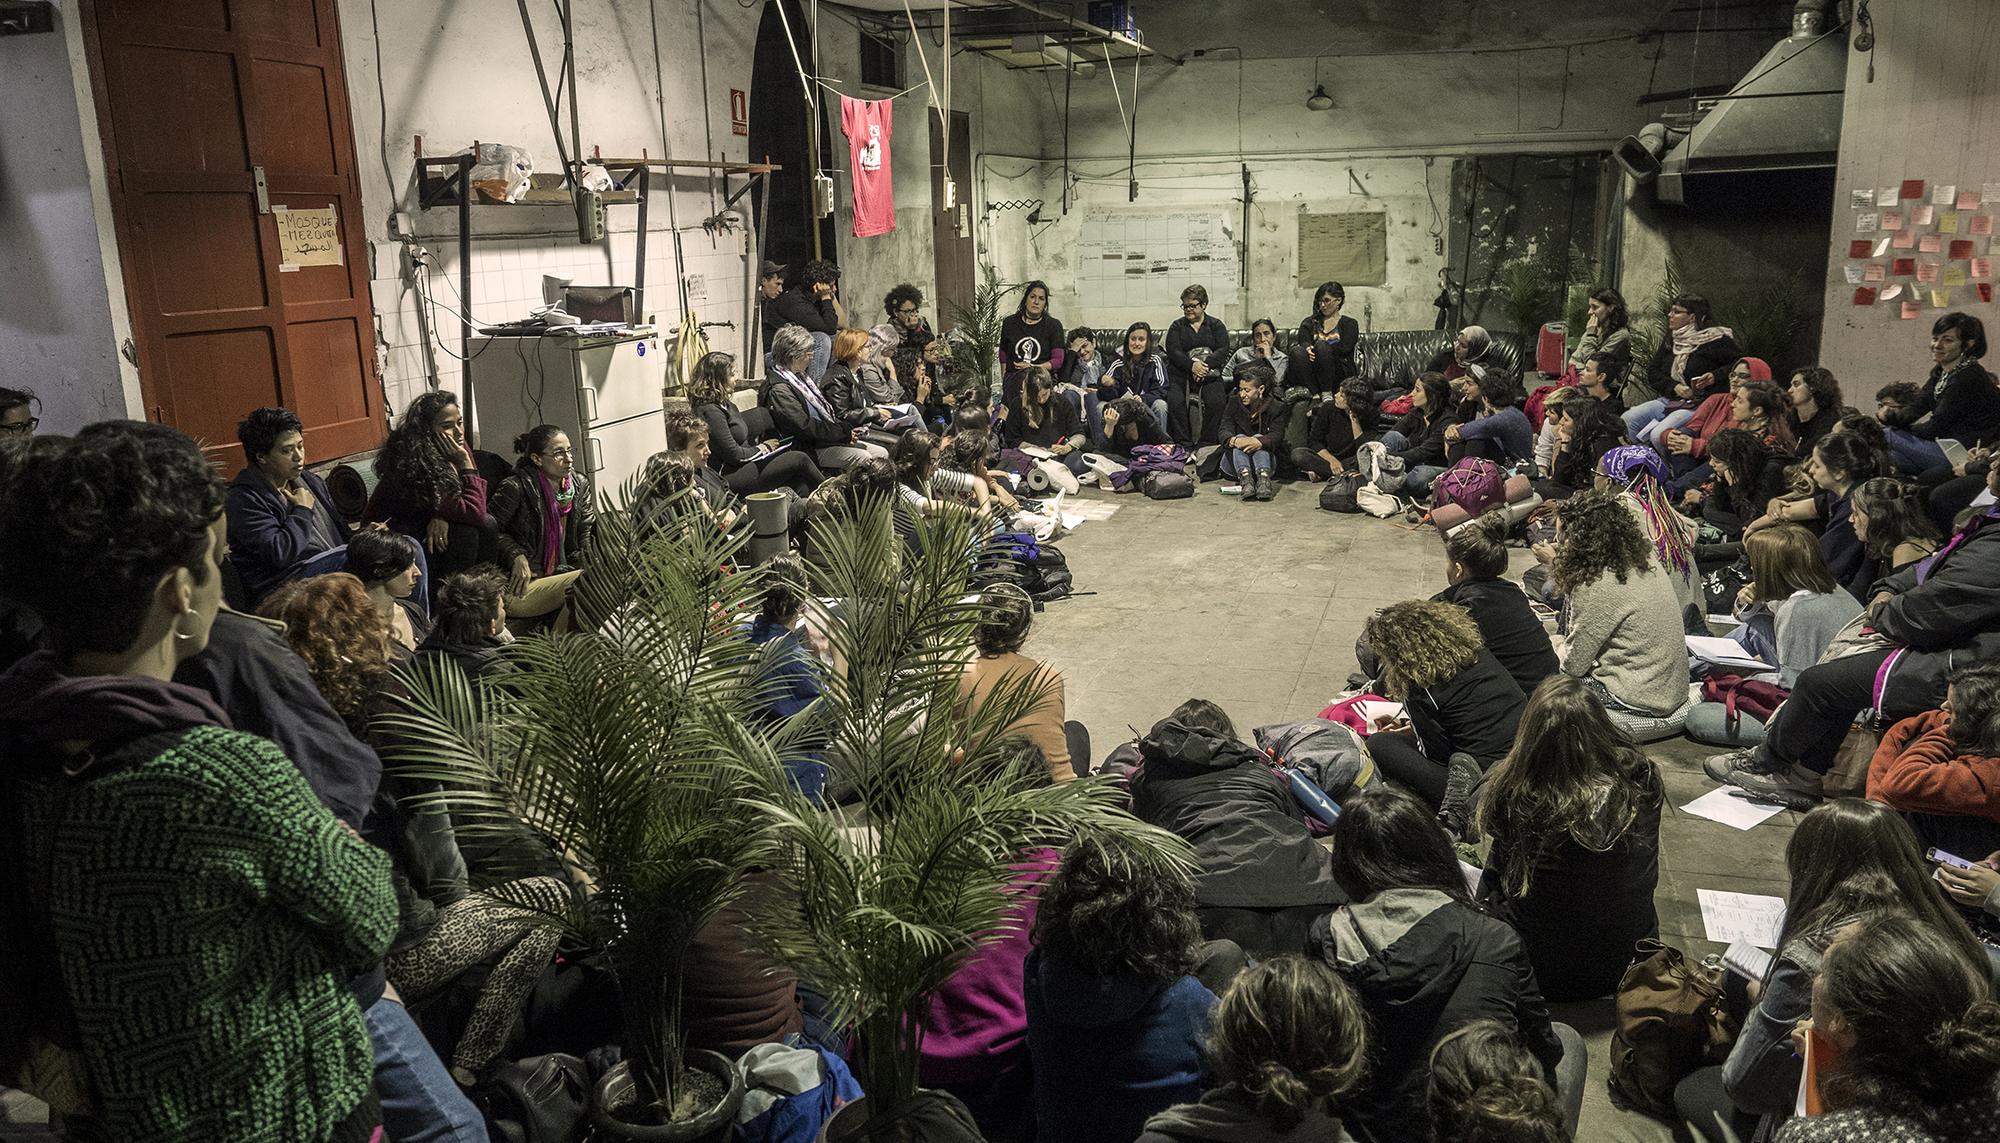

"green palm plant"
[746, 497, 1193, 1125]
[943, 265, 1019, 389]
[376, 480, 808, 1126]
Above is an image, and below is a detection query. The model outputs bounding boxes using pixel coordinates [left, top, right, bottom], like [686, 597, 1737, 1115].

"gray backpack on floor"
[1357, 440, 1405, 495]
[1142, 471, 1194, 500]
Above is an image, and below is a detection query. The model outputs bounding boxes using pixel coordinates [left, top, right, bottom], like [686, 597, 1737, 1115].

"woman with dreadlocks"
[1595, 444, 1702, 631]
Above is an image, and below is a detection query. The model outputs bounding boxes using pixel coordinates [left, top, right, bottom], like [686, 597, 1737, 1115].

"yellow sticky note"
[1946, 265, 1968, 287]
[1933, 289, 1952, 307]
[1942, 212, 1961, 234]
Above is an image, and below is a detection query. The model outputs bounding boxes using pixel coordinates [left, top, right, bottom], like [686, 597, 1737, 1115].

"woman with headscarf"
[1531, 445, 1701, 630]
[1427, 324, 1493, 387]
[1626, 293, 1742, 442]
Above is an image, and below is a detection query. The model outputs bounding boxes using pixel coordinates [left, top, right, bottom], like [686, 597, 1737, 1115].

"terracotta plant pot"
[589, 1050, 744, 1142]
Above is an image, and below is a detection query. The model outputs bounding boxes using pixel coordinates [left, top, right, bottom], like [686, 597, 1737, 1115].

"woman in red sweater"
[1866, 660, 2000, 861]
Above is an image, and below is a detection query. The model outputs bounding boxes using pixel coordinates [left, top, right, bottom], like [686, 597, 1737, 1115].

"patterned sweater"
[22, 725, 397, 1141]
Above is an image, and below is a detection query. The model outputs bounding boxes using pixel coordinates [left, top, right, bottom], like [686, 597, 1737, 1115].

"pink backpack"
[1432, 457, 1506, 517]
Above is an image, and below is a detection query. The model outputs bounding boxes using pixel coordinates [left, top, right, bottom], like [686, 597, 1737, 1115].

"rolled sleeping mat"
[320, 451, 383, 523]
[746, 490, 790, 565]
[1429, 474, 1538, 534]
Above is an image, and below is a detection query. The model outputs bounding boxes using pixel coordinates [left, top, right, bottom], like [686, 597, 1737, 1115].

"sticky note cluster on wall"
[1845, 174, 1995, 311]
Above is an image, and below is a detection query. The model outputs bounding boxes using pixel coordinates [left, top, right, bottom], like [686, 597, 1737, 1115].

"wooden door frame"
[77, 0, 385, 460]
[931, 109, 975, 331]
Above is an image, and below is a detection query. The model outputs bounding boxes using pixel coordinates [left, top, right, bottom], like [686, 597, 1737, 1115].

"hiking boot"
[1437, 752, 1484, 838]
[1703, 747, 1780, 784]
[1254, 470, 1274, 501]
[1714, 757, 1824, 811]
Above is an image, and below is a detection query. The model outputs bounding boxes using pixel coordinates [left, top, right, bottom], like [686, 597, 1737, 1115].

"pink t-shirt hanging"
[840, 96, 895, 238]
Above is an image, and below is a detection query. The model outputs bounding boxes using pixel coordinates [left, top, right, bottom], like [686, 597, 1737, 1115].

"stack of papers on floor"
[1687, 635, 1773, 673]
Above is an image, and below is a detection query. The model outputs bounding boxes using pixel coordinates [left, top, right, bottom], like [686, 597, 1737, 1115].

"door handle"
[580, 385, 599, 424]
[587, 437, 605, 474]
[253, 166, 270, 214]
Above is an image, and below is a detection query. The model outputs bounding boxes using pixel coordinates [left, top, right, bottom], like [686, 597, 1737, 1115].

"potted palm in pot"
[746, 499, 1192, 1140]
[943, 265, 1020, 390]
[379, 487, 809, 1140]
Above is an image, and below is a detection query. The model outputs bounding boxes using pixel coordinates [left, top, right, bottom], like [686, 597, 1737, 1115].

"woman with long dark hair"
[1296, 281, 1360, 399]
[1473, 674, 1663, 1001]
[688, 350, 826, 497]
[1029, 834, 1239, 1143]
[1566, 286, 1631, 377]
[1000, 279, 1066, 410]
[1744, 432, 1883, 596]
[489, 423, 594, 625]
[1219, 361, 1286, 501]
[1378, 372, 1457, 491]
[1702, 428, 1792, 541]
[1850, 476, 1943, 580]
[1869, 660, 2000, 860]
[1008, 365, 1088, 474]
[1311, 785, 1582, 1143]
[1098, 321, 1171, 444]
[362, 390, 497, 583]
[1673, 800, 1989, 1143]
[1785, 366, 1846, 456]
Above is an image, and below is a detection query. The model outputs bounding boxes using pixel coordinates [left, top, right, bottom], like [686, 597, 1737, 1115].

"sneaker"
[1717, 759, 1824, 811]
[1701, 748, 1764, 784]
[1438, 752, 1485, 837]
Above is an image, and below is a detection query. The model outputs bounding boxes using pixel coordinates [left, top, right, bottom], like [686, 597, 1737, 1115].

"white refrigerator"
[467, 332, 667, 505]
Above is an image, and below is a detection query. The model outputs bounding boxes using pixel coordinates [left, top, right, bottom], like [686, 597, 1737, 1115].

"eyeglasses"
[1182, 303, 1203, 310]
[896, 307, 919, 317]
[0, 419, 36, 436]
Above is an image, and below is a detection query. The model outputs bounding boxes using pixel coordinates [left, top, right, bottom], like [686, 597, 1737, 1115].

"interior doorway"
[748, 0, 837, 278]
[79, 0, 387, 470]
[931, 110, 975, 331]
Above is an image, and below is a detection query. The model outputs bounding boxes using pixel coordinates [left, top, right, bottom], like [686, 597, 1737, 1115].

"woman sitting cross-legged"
[1098, 394, 1172, 457]
[1096, 321, 1172, 445]
[1440, 370, 1534, 472]
[823, 326, 920, 444]
[1866, 660, 2000, 862]
[1537, 391, 1628, 501]
[1309, 785, 1583, 1143]
[1006, 364, 1089, 475]
[1360, 599, 1525, 824]
[1880, 310, 2000, 475]
[1546, 487, 1695, 742]
[1673, 799, 1993, 1143]
[760, 323, 890, 473]
[1377, 373, 1457, 500]
[362, 390, 498, 585]
[1028, 834, 1245, 1143]
[1219, 360, 1286, 501]
[1472, 674, 1664, 1003]
[489, 424, 594, 629]
[1127, 698, 1346, 957]
[687, 350, 826, 498]
[1653, 355, 1768, 454]
[1294, 378, 1383, 482]
[1772, 911, 2000, 1143]
[344, 527, 432, 654]
[257, 573, 566, 1085]
[957, 583, 1083, 783]
[1135, 956, 1368, 1143]
[1683, 523, 1861, 748]
[1626, 292, 1742, 441]
[1741, 431, 1884, 598]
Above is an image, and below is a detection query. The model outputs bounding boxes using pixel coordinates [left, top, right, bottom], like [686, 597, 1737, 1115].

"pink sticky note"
[1902, 179, 1928, 201]
[1920, 234, 1943, 253]
[1974, 215, 1995, 236]
[1882, 211, 1906, 230]
[1912, 205, 1935, 226]
[1961, 190, 1983, 210]
[1976, 257, 1994, 280]
[1853, 286, 1878, 306]
[1894, 230, 1919, 250]
[1951, 239, 1977, 259]
[1864, 263, 1888, 283]
[1917, 262, 1941, 283]
[1903, 301, 1924, 319]
[1849, 239, 1875, 259]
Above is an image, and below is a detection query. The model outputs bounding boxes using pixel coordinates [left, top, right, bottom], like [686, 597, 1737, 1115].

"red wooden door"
[83, 0, 386, 471]
[931, 111, 975, 330]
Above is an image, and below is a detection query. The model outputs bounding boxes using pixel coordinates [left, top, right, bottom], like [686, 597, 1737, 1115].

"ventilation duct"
[1649, 0, 1847, 204]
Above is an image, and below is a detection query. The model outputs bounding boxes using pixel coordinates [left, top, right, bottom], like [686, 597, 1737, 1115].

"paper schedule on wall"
[274, 205, 343, 271]
[1297, 208, 1390, 289]
[1076, 210, 1241, 310]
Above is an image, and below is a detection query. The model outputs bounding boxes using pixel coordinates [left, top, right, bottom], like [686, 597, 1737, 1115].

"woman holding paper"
[1683, 524, 1861, 748]
[1881, 311, 2000, 474]
[1671, 800, 1986, 1143]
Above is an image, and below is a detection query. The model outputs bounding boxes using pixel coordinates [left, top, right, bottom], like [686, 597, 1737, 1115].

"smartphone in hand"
[1929, 847, 1980, 871]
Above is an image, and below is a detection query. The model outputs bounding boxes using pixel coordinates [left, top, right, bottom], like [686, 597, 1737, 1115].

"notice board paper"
[274, 205, 343, 271]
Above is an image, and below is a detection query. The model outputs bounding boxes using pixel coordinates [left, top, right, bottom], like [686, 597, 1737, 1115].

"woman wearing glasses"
[1625, 293, 1741, 441]
[1165, 284, 1233, 445]
[0, 387, 36, 437]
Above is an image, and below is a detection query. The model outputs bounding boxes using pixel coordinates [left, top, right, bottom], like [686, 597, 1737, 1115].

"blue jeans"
[1376, 428, 1409, 454]
[1885, 428, 1948, 474]
[807, 332, 833, 383]
[365, 996, 490, 1142]
[1224, 447, 1274, 481]
[1406, 464, 1446, 497]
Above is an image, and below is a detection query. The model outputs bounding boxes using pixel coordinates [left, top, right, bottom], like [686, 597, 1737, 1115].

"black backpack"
[1021, 544, 1073, 603]
[480, 1054, 591, 1143]
[1318, 474, 1363, 513]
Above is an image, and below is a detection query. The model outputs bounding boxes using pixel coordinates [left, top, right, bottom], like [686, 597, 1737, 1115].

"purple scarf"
[535, 469, 572, 576]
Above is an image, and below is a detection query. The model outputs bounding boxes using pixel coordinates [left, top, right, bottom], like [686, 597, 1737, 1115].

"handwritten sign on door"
[274, 205, 343, 271]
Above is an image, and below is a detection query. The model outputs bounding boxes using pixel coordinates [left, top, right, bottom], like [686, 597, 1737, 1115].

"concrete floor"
[0, 479, 1802, 1141]
[1026, 477, 1800, 1143]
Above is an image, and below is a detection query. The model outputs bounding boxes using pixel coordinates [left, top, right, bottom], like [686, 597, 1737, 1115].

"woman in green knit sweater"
[0, 422, 398, 1142]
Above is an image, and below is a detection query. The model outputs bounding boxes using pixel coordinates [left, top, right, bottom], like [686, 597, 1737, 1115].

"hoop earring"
[172, 606, 199, 642]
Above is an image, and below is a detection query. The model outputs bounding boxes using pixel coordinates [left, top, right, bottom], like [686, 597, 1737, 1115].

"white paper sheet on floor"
[1698, 888, 1787, 949]
[1681, 787, 1787, 831]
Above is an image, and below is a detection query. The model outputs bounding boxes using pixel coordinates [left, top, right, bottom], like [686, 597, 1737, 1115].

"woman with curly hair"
[1850, 475, 1942, 580]
[1473, 674, 1664, 1002]
[1360, 599, 1525, 819]
[1550, 488, 1692, 738]
[1786, 366, 1846, 455]
[257, 572, 565, 1086]
[1028, 834, 1245, 1143]
[361, 390, 497, 584]
[687, 351, 825, 497]
[1137, 956, 1369, 1143]
[1426, 1020, 1568, 1143]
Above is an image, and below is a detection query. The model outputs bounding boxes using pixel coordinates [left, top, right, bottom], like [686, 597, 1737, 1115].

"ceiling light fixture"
[1305, 58, 1333, 111]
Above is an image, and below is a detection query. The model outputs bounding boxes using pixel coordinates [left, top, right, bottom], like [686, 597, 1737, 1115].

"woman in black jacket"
[687, 351, 825, 497]
[1294, 280, 1360, 398]
[1786, 365, 1846, 457]
[488, 424, 594, 624]
[1473, 674, 1663, 1002]
[1380, 372, 1455, 491]
[760, 325, 887, 473]
[1218, 361, 1287, 501]
[1294, 378, 1381, 481]
[1883, 311, 2000, 473]
[1702, 428, 1791, 541]
[1166, 283, 1233, 445]
[1628, 292, 1742, 441]
[1098, 395, 1171, 456]
[1007, 366, 1088, 474]
[1311, 786, 1581, 1143]
[1359, 599, 1526, 821]
[1431, 513, 1559, 697]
